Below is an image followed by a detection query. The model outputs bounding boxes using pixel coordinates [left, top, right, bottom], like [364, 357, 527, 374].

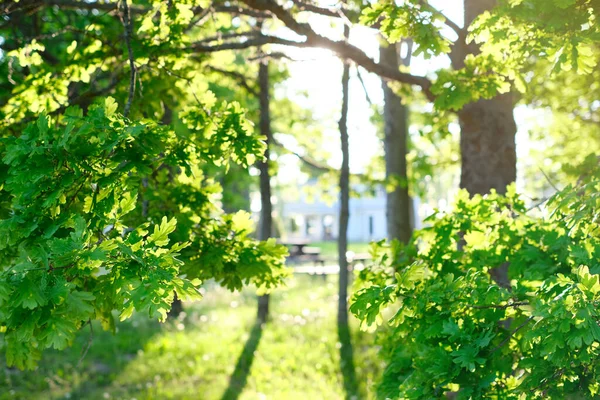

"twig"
[271, 137, 332, 173]
[526, 197, 551, 212]
[206, 65, 259, 97]
[538, 166, 560, 192]
[76, 319, 94, 368]
[3, 262, 75, 277]
[355, 66, 373, 106]
[247, 52, 300, 62]
[419, 0, 462, 35]
[471, 301, 529, 310]
[119, 0, 136, 117]
[490, 316, 534, 354]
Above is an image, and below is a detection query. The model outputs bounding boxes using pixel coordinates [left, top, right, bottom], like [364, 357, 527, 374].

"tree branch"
[195, 31, 260, 45]
[119, 0, 136, 117]
[419, 0, 463, 36]
[240, 0, 436, 101]
[355, 66, 373, 107]
[7, 0, 146, 14]
[272, 137, 333, 173]
[290, 0, 343, 18]
[490, 316, 534, 354]
[470, 301, 529, 310]
[206, 65, 259, 97]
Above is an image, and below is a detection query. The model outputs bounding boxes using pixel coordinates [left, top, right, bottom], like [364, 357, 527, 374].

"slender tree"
[380, 39, 413, 243]
[336, 25, 360, 398]
[337, 26, 351, 328]
[257, 59, 273, 324]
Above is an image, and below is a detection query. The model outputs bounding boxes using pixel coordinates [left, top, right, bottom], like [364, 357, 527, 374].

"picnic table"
[279, 240, 326, 266]
[280, 239, 311, 257]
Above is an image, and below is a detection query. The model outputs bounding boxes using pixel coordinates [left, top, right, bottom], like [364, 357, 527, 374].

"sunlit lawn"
[0, 275, 382, 400]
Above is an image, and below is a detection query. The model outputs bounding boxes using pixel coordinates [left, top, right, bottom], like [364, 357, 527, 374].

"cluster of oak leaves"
[0, 99, 288, 370]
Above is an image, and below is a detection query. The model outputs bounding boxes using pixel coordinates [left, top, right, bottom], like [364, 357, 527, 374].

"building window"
[369, 215, 374, 236]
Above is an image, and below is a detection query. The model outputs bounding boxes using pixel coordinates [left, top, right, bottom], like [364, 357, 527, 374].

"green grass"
[0, 275, 382, 400]
[310, 242, 372, 260]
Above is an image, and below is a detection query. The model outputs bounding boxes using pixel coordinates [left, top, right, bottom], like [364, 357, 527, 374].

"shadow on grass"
[66, 319, 163, 398]
[338, 321, 360, 400]
[0, 317, 163, 399]
[220, 320, 264, 400]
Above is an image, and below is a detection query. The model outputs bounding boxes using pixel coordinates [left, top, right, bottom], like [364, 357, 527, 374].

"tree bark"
[454, 0, 517, 196]
[457, 93, 517, 195]
[337, 26, 351, 327]
[380, 40, 413, 243]
[257, 60, 273, 324]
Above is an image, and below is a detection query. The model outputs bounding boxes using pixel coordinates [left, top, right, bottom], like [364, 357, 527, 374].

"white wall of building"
[281, 184, 419, 243]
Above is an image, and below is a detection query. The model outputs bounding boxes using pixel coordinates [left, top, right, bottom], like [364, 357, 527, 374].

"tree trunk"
[454, 0, 517, 196]
[337, 26, 351, 327]
[455, 0, 516, 290]
[457, 93, 517, 195]
[257, 60, 273, 324]
[380, 40, 413, 243]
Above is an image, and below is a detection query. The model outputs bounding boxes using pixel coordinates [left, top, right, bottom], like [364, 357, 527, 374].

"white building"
[280, 184, 420, 243]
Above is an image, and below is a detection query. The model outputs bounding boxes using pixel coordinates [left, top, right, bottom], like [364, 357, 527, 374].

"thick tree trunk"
[457, 0, 516, 288]
[457, 93, 517, 195]
[257, 60, 273, 324]
[449, 0, 516, 196]
[380, 41, 412, 243]
[337, 26, 351, 327]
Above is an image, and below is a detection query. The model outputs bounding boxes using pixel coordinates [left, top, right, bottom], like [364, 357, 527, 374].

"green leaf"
[148, 216, 177, 247]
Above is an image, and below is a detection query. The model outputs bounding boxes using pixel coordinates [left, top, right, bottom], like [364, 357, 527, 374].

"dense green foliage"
[0, 0, 296, 370]
[351, 175, 600, 398]
[0, 99, 288, 369]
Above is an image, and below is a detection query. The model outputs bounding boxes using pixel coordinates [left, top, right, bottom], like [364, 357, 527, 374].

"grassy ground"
[0, 275, 382, 400]
[310, 242, 372, 260]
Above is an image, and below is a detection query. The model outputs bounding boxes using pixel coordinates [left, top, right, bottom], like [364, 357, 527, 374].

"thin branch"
[355, 66, 373, 107]
[194, 31, 260, 45]
[419, 0, 462, 35]
[213, 4, 271, 19]
[526, 196, 551, 212]
[206, 65, 259, 97]
[291, 0, 342, 18]
[188, 35, 308, 53]
[538, 166, 560, 192]
[248, 51, 299, 62]
[76, 319, 94, 368]
[471, 301, 529, 310]
[490, 316, 534, 354]
[119, 0, 136, 117]
[4, 0, 146, 14]
[3, 262, 75, 277]
[239, 0, 436, 101]
[272, 137, 332, 173]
